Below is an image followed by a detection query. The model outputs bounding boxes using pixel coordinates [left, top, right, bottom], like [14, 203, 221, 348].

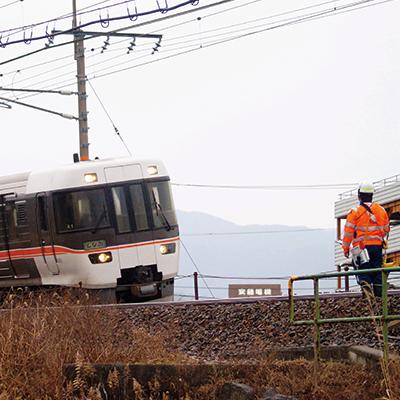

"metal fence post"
[288, 266, 400, 364]
[193, 272, 199, 300]
[288, 277, 295, 323]
[382, 270, 389, 363]
[314, 277, 321, 363]
[344, 266, 349, 291]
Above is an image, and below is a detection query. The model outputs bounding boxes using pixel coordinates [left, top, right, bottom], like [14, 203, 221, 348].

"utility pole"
[73, 0, 89, 161]
[64, 1, 162, 161]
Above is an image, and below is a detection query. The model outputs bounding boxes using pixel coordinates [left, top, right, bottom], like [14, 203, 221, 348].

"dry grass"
[362, 286, 400, 400]
[0, 289, 187, 399]
[0, 289, 396, 399]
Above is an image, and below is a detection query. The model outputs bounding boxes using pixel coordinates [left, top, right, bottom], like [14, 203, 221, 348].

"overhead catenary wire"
[171, 183, 358, 190]
[2, 34, 155, 87]
[180, 239, 215, 298]
[0, 0, 392, 97]
[0, 0, 387, 70]
[0, 0, 394, 145]
[0, 0, 201, 46]
[175, 285, 341, 290]
[181, 227, 333, 236]
[0, 42, 155, 101]
[86, 78, 132, 155]
[0, 0, 20, 11]
[200, 274, 293, 280]
[82, 0, 395, 81]
[0, 95, 77, 119]
[0, 0, 236, 71]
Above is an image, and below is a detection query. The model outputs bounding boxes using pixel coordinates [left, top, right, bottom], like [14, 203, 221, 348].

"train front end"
[27, 156, 180, 303]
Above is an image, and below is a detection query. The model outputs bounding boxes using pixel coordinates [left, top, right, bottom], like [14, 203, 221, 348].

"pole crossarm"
[0, 87, 76, 95]
[52, 30, 162, 40]
[0, 96, 78, 120]
[288, 266, 400, 364]
[58, 1, 166, 161]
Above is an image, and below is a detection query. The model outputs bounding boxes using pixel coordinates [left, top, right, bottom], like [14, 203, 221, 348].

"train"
[0, 156, 180, 303]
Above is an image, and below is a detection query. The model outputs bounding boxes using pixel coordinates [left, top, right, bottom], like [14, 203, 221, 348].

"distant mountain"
[176, 210, 336, 300]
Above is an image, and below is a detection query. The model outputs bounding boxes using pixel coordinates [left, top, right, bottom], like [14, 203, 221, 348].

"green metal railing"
[288, 266, 400, 363]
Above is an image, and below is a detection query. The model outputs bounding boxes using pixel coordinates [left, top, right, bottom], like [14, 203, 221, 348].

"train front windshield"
[53, 180, 177, 234]
[53, 189, 110, 232]
[147, 181, 177, 229]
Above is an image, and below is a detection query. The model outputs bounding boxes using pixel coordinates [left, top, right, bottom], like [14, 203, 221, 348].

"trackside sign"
[228, 284, 281, 298]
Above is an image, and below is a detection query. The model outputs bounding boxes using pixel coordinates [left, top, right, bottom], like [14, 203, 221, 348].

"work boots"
[360, 282, 374, 299]
[373, 284, 382, 298]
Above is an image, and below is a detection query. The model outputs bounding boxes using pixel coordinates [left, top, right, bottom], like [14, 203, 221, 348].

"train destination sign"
[83, 239, 107, 251]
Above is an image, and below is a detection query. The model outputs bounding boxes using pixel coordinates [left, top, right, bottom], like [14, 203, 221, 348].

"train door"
[36, 193, 59, 275]
[0, 195, 20, 279]
[105, 165, 144, 269]
[0, 196, 39, 281]
[127, 182, 156, 267]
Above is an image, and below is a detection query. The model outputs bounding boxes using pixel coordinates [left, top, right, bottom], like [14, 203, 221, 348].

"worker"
[342, 181, 390, 297]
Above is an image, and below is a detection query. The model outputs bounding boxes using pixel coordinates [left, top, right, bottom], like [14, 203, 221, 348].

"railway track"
[112, 288, 400, 308]
[1, 288, 399, 363]
[102, 290, 400, 363]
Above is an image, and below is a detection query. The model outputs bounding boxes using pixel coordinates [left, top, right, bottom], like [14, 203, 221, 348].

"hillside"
[176, 210, 337, 300]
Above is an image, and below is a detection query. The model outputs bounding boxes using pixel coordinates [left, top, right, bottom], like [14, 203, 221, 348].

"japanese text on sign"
[237, 288, 272, 296]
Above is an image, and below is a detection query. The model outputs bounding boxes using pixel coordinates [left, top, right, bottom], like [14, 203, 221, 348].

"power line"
[0, 0, 200, 46]
[171, 183, 358, 190]
[0, 0, 394, 108]
[0, 54, 73, 79]
[0, 0, 234, 70]
[0, 0, 20, 11]
[86, 78, 132, 155]
[1, 0, 166, 37]
[86, 0, 395, 80]
[0, 0, 390, 83]
[181, 227, 334, 236]
[2, 39, 156, 96]
[180, 239, 215, 298]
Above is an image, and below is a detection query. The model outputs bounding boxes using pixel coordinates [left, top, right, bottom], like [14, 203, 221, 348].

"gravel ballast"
[114, 295, 400, 362]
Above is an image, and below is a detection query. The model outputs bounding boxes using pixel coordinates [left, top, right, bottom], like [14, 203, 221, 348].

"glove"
[344, 251, 349, 258]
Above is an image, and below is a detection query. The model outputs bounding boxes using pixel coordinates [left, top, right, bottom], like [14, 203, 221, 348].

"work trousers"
[354, 244, 383, 297]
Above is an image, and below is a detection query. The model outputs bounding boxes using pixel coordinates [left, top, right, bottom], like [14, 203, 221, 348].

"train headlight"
[89, 251, 112, 264]
[147, 166, 158, 175]
[159, 243, 176, 255]
[84, 173, 98, 183]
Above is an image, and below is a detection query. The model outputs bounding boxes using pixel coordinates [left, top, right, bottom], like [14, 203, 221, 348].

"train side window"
[0, 204, 5, 245]
[129, 184, 148, 231]
[37, 196, 48, 231]
[5, 202, 18, 240]
[111, 187, 130, 233]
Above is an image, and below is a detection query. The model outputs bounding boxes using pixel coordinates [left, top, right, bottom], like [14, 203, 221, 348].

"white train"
[0, 156, 180, 303]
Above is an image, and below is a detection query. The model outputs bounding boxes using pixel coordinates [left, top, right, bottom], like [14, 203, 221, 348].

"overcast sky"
[0, 0, 399, 230]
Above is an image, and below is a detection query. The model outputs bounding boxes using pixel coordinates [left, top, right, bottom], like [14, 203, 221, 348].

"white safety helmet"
[358, 181, 375, 194]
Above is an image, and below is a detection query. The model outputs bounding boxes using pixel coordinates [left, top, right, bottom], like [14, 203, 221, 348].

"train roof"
[0, 156, 169, 196]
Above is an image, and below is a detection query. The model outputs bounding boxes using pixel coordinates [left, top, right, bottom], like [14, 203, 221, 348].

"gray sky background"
[0, 0, 399, 229]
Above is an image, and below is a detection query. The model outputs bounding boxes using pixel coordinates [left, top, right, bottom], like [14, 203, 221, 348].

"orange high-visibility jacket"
[342, 203, 390, 253]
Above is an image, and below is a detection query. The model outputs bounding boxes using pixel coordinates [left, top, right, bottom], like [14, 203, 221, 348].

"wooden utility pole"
[73, 0, 89, 161]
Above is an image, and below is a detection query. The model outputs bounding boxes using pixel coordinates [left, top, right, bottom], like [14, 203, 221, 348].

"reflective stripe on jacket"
[342, 203, 390, 252]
